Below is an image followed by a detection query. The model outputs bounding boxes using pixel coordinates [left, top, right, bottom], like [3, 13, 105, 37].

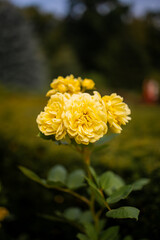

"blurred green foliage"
[1, 1, 160, 90]
[21, 1, 160, 90]
[0, 88, 160, 239]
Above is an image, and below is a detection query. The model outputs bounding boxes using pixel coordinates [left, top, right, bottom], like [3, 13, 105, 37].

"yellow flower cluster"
[37, 93, 67, 140]
[63, 92, 107, 144]
[46, 74, 95, 97]
[37, 75, 131, 145]
[102, 93, 131, 133]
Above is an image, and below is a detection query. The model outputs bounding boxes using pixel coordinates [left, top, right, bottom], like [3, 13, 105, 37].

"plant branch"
[43, 183, 90, 206]
[55, 187, 90, 206]
[99, 189, 111, 211]
[82, 147, 99, 230]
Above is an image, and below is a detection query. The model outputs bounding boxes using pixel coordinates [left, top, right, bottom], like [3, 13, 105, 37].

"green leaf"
[84, 223, 98, 240]
[47, 165, 67, 184]
[89, 167, 99, 186]
[93, 134, 117, 153]
[106, 207, 140, 220]
[19, 166, 42, 184]
[67, 169, 85, 189]
[95, 134, 117, 146]
[132, 178, 150, 191]
[98, 219, 106, 233]
[38, 132, 68, 145]
[79, 211, 93, 225]
[64, 207, 82, 221]
[99, 171, 125, 195]
[38, 131, 55, 141]
[99, 171, 113, 190]
[86, 177, 105, 206]
[100, 226, 120, 240]
[77, 233, 90, 240]
[107, 185, 133, 204]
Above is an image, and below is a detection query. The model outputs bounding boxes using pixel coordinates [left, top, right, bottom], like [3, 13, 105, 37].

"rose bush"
[20, 75, 149, 240]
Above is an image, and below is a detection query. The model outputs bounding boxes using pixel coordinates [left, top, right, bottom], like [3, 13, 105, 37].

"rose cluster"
[36, 75, 131, 145]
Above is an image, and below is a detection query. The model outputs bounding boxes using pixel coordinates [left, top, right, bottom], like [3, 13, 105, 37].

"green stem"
[83, 147, 92, 178]
[104, 201, 111, 211]
[82, 147, 99, 231]
[43, 184, 90, 206]
[55, 187, 90, 206]
[99, 189, 111, 211]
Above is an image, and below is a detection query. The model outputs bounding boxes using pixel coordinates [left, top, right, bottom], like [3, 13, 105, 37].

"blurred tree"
[8, 0, 160, 91]
[65, 0, 160, 90]
[0, 1, 47, 90]
[65, 0, 133, 86]
[23, 6, 82, 79]
[103, 19, 150, 89]
[145, 12, 160, 72]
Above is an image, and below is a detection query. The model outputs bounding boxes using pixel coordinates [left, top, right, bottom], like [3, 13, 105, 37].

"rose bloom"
[36, 93, 67, 140]
[46, 75, 81, 96]
[82, 78, 95, 90]
[102, 93, 131, 133]
[63, 91, 107, 145]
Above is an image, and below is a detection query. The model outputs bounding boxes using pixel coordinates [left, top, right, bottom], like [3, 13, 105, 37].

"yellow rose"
[46, 75, 81, 96]
[63, 91, 107, 145]
[82, 78, 95, 90]
[102, 93, 131, 133]
[36, 93, 67, 140]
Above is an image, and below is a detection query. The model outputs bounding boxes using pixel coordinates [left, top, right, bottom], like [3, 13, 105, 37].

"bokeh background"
[0, 0, 160, 239]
